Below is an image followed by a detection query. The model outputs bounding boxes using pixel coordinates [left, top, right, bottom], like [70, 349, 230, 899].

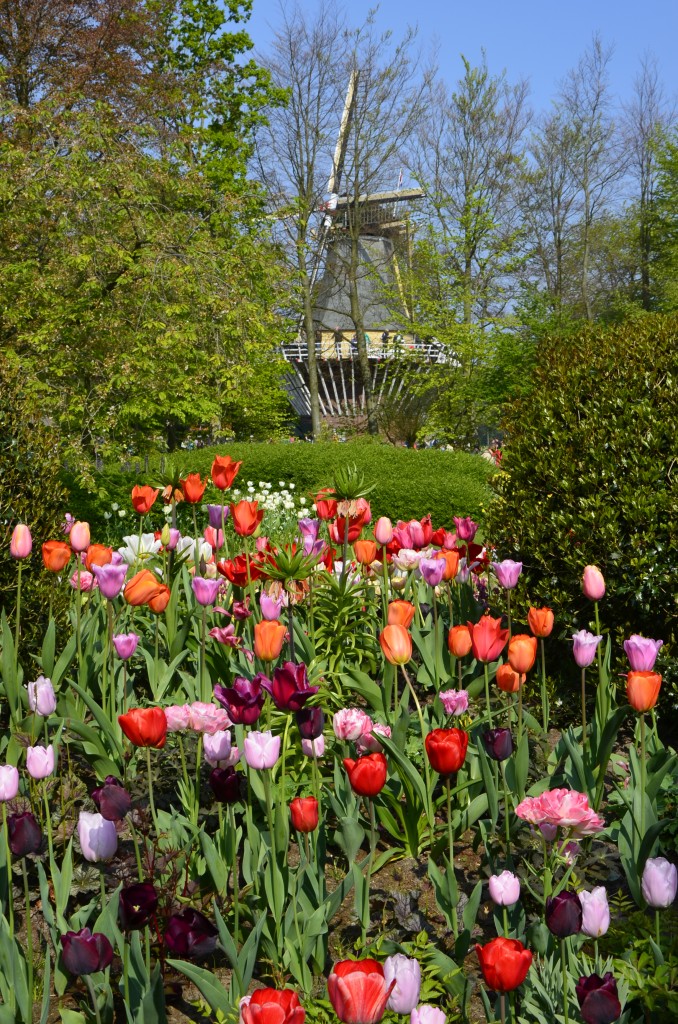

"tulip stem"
[42, 785, 54, 865]
[22, 857, 33, 1021]
[75, 562, 83, 677]
[640, 714, 646, 840]
[200, 607, 207, 702]
[655, 909, 661, 947]
[484, 662, 493, 727]
[146, 748, 158, 832]
[84, 973, 103, 1024]
[401, 666, 434, 836]
[503, 906, 509, 938]
[107, 602, 115, 721]
[457, 657, 463, 692]
[2, 805, 13, 937]
[192, 507, 200, 575]
[500, 992, 506, 1024]
[594, 601, 603, 682]
[540, 638, 548, 734]
[446, 779, 458, 939]
[561, 939, 569, 1024]
[581, 668, 587, 753]
[14, 561, 22, 689]
[362, 798, 377, 944]
[123, 939, 131, 1009]
[288, 601, 296, 662]
[129, 817, 144, 881]
[194, 735, 203, 826]
[229, 804, 240, 942]
[506, 591, 512, 642]
[500, 760, 511, 857]
[432, 592, 440, 692]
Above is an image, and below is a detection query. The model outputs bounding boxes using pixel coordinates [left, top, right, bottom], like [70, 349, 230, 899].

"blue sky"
[246, 0, 678, 115]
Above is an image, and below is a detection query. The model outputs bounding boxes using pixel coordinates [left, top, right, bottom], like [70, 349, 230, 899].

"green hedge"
[63, 440, 493, 537]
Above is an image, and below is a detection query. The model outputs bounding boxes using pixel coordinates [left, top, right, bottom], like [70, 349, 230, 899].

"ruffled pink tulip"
[515, 788, 605, 838]
[439, 690, 469, 716]
[333, 708, 372, 742]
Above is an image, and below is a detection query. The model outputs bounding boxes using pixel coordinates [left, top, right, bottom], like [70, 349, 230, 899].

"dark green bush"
[487, 313, 678, 703]
[64, 440, 494, 538]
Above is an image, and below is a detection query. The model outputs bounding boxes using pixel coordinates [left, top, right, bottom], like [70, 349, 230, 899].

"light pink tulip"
[26, 744, 55, 779]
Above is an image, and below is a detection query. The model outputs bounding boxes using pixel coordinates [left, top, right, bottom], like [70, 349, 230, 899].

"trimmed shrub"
[487, 313, 677, 701]
[64, 440, 494, 538]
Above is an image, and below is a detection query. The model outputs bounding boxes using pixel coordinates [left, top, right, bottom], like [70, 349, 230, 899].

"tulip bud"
[641, 857, 677, 908]
[447, 625, 473, 658]
[576, 973, 621, 1024]
[301, 735, 325, 758]
[112, 633, 139, 661]
[7, 811, 42, 856]
[69, 521, 91, 552]
[290, 796, 319, 833]
[78, 811, 118, 862]
[582, 565, 605, 601]
[209, 766, 242, 803]
[572, 630, 603, 669]
[495, 664, 523, 693]
[482, 728, 514, 762]
[10, 524, 32, 559]
[26, 744, 55, 779]
[384, 954, 421, 1014]
[0, 765, 20, 802]
[27, 675, 57, 716]
[160, 523, 172, 547]
[374, 516, 393, 546]
[164, 909, 218, 959]
[62, 928, 114, 975]
[91, 777, 131, 821]
[626, 671, 662, 712]
[379, 624, 412, 665]
[253, 620, 287, 662]
[439, 689, 469, 716]
[579, 887, 610, 937]
[507, 634, 537, 675]
[545, 891, 582, 937]
[243, 730, 281, 770]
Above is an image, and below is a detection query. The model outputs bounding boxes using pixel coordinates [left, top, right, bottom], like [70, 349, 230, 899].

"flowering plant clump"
[1, 451, 674, 1024]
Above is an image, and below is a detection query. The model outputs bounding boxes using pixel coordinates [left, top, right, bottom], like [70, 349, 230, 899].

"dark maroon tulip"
[576, 973, 622, 1024]
[214, 675, 266, 725]
[261, 662, 319, 712]
[92, 776, 132, 821]
[8, 812, 42, 857]
[296, 706, 325, 740]
[164, 909, 218, 958]
[483, 728, 514, 762]
[119, 882, 158, 931]
[546, 891, 582, 938]
[61, 928, 114, 974]
[209, 766, 242, 804]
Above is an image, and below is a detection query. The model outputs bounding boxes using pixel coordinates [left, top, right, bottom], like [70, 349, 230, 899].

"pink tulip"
[384, 954, 421, 1013]
[579, 887, 610, 937]
[192, 577, 221, 606]
[164, 704, 192, 731]
[419, 558, 446, 587]
[69, 521, 91, 552]
[186, 701, 231, 734]
[27, 675, 57, 716]
[411, 1007, 446, 1024]
[493, 559, 523, 590]
[69, 570, 95, 591]
[623, 635, 663, 672]
[10, 524, 32, 559]
[641, 857, 677, 908]
[453, 516, 477, 542]
[301, 735, 325, 758]
[78, 811, 118, 863]
[113, 633, 139, 660]
[332, 708, 372, 742]
[243, 730, 280, 770]
[515, 788, 605, 838]
[374, 517, 393, 545]
[357, 723, 392, 754]
[572, 630, 603, 669]
[439, 690, 469, 716]
[0, 765, 20, 801]
[260, 592, 284, 620]
[488, 871, 521, 907]
[203, 731, 240, 768]
[26, 744, 55, 779]
[582, 565, 605, 601]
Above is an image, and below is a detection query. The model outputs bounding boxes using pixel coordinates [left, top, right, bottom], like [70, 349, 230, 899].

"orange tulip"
[527, 607, 555, 638]
[627, 671, 662, 712]
[507, 634, 537, 675]
[131, 485, 160, 515]
[180, 473, 208, 504]
[254, 620, 287, 662]
[230, 500, 265, 537]
[42, 540, 72, 572]
[379, 624, 412, 665]
[496, 663, 524, 693]
[354, 540, 378, 565]
[435, 549, 460, 581]
[85, 544, 113, 571]
[448, 624, 473, 658]
[147, 585, 171, 614]
[387, 600, 416, 629]
[124, 569, 164, 606]
[211, 456, 242, 491]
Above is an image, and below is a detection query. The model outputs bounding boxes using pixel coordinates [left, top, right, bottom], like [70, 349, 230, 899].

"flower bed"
[1, 458, 676, 1024]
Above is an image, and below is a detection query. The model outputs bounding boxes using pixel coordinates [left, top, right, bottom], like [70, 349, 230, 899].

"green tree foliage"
[653, 131, 678, 310]
[488, 313, 678, 675]
[0, 100, 289, 463]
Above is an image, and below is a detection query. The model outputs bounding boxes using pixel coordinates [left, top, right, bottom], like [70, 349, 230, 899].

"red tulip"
[468, 616, 509, 663]
[379, 624, 412, 665]
[425, 728, 468, 775]
[131, 485, 160, 514]
[241, 988, 306, 1024]
[476, 937, 532, 993]
[314, 489, 338, 521]
[230, 500, 265, 537]
[180, 473, 208, 504]
[290, 796, 319, 833]
[328, 959, 395, 1024]
[42, 540, 72, 572]
[211, 456, 242, 491]
[118, 708, 167, 748]
[343, 753, 387, 797]
[217, 553, 264, 586]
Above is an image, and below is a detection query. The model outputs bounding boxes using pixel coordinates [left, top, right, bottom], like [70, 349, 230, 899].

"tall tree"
[255, 1, 349, 437]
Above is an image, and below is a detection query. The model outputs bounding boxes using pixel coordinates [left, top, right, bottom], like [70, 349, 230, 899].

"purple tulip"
[301, 735, 325, 758]
[113, 633, 139, 660]
[384, 954, 422, 1013]
[214, 676, 266, 725]
[91, 562, 128, 600]
[439, 690, 469, 716]
[546, 891, 582, 937]
[453, 516, 478, 542]
[119, 882, 158, 930]
[298, 518, 321, 556]
[261, 661, 319, 712]
[62, 928, 114, 975]
[419, 558, 446, 588]
[26, 744, 55, 779]
[482, 728, 514, 762]
[207, 504, 230, 530]
[91, 776, 131, 821]
[641, 857, 677, 908]
[493, 559, 523, 590]
[27, 675, 57, 716]
[575, 973, 621, 1024]
[260, 591, 284, 620]
[192, 576, 221, 606]
[78, 811, 118, 863]
[209, 766, 242, 803]
[0, 765, 19, 801]
[203, 730, 235, 767]
[623, 635, 663, 672]
[243, 730, 280, 769]
[488, 871, 521, 907]
[8, 812, 42, 856]
[296, 707, 325, 740]
[166, 528, 181, 550]
[572, 630, 603, 669]
[164, 909, 218, 959]
[579, 887, 610, 937]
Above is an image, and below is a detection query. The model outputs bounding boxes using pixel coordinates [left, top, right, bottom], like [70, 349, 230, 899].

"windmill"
[282, 72, 448, 425]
